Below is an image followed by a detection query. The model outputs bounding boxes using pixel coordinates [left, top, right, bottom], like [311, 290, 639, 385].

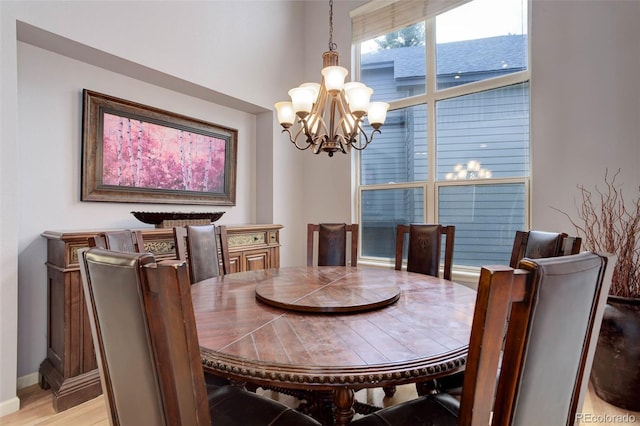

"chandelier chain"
[328, 0, 337, 51]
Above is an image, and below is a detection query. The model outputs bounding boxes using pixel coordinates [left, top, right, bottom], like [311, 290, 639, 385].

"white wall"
[275, 1, 366, 254]
[16, 40, 261, 376]
[2, 0, 640, 416]
[1, 0, 318, 414]
[301, 1, 359, 227]
[0, 9, 21, 416]
[529, 0, 640, 230]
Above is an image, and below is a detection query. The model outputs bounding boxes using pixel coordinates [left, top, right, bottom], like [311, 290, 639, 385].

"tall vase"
[589, 295, 640, 411]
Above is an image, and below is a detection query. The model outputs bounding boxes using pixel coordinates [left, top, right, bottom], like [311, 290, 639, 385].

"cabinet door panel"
[243, 249, 270, 271]
[228, 254, 241, 274]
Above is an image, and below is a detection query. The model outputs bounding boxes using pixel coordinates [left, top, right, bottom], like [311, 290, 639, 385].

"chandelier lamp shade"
[274, 0, 389, 157]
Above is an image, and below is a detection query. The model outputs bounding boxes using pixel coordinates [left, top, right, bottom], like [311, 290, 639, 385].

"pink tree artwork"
[101, 113, 227, 193]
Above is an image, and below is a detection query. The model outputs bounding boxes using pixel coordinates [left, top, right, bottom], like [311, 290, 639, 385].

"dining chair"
[78, 247, 321, 426]
[509, 229, 581, 268]
[387, 224, 455, 397]
[88, 229, 146, 252]
[561, 234, 583, 256]
[435, 229, 583, 395]
[307, 223, 359, 267]
[174, 224, 231, 283]
[395, 224, 455, 280]
[351, 251, 613, 426]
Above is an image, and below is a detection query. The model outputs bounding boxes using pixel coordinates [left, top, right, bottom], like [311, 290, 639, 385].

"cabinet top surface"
[42, 224, 283, 241]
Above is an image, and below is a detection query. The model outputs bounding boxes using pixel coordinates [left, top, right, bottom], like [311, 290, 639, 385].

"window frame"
[352, 1, 532, 274]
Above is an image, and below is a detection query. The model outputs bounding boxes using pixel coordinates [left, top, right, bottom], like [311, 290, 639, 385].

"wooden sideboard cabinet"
[40, 224, 282, 411]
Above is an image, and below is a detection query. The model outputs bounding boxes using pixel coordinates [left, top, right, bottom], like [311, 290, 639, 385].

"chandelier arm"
[334, 93, 359, 137]
[292, 121, 306, 140]
[282, 127, 314, 151]
[305, 115, 331, 143]
[312, 134, 332, 154]
[333, 134, 349, 154]
[348, 128, 381, 151]
[315, 81, 329, 108]
[328, 97, 339, 142]
[301, 116, 312, 137]
[309, 87, 331, 137]
[347, 116, 364, 142]
[301, 119, 324, 150]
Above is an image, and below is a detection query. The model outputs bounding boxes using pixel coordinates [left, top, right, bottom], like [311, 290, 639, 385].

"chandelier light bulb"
[367, 102, 390, 127]
[478, 169, 492, 178]
[288, 87, 316, 117]
[345, 86, 373, 116]
[274, 101, 295, 127]
[343, 82, 366, 103]
[300, 83, 321, 101]
[467, 160, 481, 172]
[321, 66, 348, 94]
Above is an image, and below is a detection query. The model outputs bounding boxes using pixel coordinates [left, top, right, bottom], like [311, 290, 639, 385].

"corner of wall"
[0, 395, 20, 417]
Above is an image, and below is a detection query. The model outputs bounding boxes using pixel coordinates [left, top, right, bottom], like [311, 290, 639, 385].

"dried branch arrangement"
[554, 169, 640, 298]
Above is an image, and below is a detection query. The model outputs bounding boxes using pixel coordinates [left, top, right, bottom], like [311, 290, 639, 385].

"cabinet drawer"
[229, 232, 266, 248]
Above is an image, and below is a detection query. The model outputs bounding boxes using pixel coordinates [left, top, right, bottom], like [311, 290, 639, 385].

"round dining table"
[191, 266, 477, 425]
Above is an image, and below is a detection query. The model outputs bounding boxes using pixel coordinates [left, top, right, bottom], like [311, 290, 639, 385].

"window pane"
[361, 188, 424, 258]
[436, 83, 529, 180]
[355, 0, 530, 270]
[438, 183, 526, 267]
[436, 0, 528, 89]
[361, 104, 428, 185]
[360, 22, 426, 102]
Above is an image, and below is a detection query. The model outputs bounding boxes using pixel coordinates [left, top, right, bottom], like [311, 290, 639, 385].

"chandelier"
[274, 0, 389, 157]
[445, 160, 493, 180]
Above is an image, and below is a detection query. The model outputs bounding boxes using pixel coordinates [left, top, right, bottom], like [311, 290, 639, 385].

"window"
[353, 0, 529, 268]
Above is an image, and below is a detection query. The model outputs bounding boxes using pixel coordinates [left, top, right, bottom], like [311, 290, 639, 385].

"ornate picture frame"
[81, 89, 237, 205]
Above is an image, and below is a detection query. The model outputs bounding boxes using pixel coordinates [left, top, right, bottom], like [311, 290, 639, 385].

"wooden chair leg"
[416, 380, 440, 396]
[382, 385, 396, 397]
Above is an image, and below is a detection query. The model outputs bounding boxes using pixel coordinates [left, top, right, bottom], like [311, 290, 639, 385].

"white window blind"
[350, 0, 471, 44]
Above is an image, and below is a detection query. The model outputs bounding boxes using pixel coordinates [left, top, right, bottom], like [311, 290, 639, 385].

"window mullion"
[426, 17, 437, 223]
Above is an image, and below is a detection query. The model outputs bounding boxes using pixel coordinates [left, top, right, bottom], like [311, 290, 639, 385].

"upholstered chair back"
[186, 225, 221, 283]
[494, 252, 613, 425]
[395, 224, 455, 280]
[307, 223, 359, 267]
[79, 248, 168, 425]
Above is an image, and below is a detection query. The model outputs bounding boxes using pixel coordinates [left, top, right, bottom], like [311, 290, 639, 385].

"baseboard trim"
[0, 395, 20, 417]
[17, 372, 39, 390]
[0, 373, 40, 416]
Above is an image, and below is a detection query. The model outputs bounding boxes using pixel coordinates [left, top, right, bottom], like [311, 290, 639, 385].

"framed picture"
[81, 89, 237, 205]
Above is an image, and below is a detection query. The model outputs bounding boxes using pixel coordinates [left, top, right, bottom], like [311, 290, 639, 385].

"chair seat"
[209, 385, 320, 426]
[204, 371, 231, 389]
[351, 393, 459, 426]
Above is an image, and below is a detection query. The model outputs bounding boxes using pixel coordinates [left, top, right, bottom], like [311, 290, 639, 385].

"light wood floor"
[1, 382, 638, 425]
